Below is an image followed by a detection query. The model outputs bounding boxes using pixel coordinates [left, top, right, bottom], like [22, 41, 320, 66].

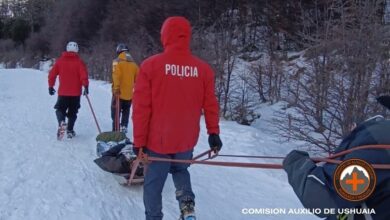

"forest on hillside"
[0, 0, 318, 69]
[1, 0, 390, 152]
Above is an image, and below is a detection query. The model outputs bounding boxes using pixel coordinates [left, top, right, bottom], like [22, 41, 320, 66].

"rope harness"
[126, 145, 390, 185]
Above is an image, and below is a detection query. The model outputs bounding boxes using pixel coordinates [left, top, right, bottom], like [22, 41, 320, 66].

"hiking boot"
[179, 199, 196, 220]
[57, 121, 67, 140]
[120, 126, 127, 133]
[66, 130, 76, 138]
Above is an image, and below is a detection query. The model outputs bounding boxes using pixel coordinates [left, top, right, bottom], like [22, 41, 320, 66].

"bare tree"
[211, 9, 238, 118]
[277, 0, 390, 153]
[229, 71, 261, 125]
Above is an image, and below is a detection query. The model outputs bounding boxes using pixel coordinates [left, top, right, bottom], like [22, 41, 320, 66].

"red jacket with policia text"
[132, 17, 220, 154]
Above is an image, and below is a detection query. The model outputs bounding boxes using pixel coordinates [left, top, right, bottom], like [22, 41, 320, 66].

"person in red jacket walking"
[48, 41, 89, 139]
[132, 17, 222, 220]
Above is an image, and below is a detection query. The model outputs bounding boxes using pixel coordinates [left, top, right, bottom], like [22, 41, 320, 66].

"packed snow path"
[0, 69, 316, 220]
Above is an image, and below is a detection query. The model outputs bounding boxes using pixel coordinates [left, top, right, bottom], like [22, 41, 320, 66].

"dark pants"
[143, 149, 195, 220]
[111, 97, 131, 130]
[54, 96, 81, 131]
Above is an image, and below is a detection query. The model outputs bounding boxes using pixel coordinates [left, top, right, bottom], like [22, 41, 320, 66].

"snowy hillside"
[0, 69, 317, 220]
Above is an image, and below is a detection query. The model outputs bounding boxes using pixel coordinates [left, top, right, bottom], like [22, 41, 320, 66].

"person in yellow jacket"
[111, 43, 139, 133]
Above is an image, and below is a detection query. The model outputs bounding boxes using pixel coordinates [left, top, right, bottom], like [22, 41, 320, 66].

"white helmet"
[66, 41, 79, 53]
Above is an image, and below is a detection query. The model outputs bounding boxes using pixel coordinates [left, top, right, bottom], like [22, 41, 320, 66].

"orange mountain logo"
[333, 159, 376, 201]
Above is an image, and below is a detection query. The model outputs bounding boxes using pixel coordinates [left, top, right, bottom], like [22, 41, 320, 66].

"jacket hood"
[160, 16, 191, 53]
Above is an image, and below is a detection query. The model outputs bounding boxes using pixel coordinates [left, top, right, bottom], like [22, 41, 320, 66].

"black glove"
[49, 87, 56, 95]
[282, 150, 309, 170]
[83, 86, 89, 95]
[208, 134, 222, 152]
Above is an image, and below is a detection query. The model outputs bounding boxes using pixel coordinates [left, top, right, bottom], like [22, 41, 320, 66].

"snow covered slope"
[0, 69, 317, 220]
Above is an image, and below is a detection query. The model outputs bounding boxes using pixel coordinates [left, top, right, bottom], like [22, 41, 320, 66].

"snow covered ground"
[0, 69, 318, 220]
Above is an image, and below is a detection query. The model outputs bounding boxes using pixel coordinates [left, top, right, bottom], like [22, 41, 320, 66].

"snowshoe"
[57, 121, 67, 140]
[179, 200, 196, 220]
[67, 130, 76, 139]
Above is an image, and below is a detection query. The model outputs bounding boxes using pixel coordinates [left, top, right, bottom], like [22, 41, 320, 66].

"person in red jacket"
[132, 17, 222, 220]
[48, 41, 89, 139]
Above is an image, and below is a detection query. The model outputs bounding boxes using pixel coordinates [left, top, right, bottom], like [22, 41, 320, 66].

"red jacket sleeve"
[48, 60, 59, 87]
[132, 61, 152, 148]
[79, 60, 89, 87]
[203, 64, 220, 134]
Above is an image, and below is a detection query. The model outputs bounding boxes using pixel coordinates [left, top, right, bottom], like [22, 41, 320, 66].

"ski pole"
[85, 94, 102, 133]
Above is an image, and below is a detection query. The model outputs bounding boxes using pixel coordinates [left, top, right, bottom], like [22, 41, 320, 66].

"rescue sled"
[93, 131, 144, 185]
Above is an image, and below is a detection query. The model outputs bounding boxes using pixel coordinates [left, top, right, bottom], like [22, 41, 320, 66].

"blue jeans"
[143, 149, 195, 220]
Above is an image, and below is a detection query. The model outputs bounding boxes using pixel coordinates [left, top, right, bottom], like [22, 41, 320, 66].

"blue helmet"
[116, 43, 129, 54]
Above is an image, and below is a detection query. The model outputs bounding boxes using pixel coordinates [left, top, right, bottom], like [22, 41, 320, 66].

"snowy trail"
[0, 69, 316, 220]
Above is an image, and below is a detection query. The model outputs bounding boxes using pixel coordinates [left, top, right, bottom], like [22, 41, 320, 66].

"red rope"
[126, 145, 390, 185]
[328, 144, 390, 159]
[211, 145, 390, 169]
[148, 145, 390, 169]
[147, 155, 283, 169]
[218, 154, 285, 159]
[192, 150, 213, 160]
[311, 158, 390, 169]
